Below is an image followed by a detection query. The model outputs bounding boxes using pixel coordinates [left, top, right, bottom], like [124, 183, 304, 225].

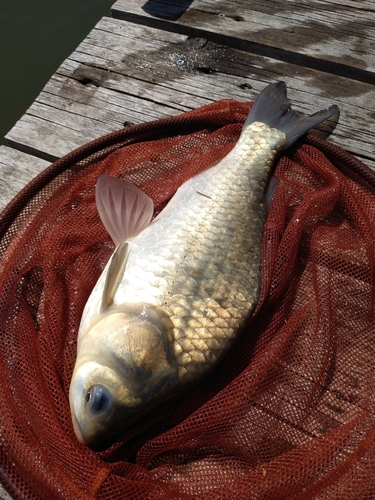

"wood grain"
[112, 0, 375, 83]
[5, 17, 374, 169]
[0, 146, 50, 213]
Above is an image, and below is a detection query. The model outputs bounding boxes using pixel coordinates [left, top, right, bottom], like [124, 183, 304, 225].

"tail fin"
[244, 82, 340, 150]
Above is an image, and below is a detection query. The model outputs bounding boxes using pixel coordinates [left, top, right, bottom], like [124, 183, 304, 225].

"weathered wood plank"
[0, 146, 50, 213]
[5, 17, 375, 170]
[111, 0, 375, 83]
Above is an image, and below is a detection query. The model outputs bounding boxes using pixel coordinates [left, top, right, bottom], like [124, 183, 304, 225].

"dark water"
[0, 0, 115, 145]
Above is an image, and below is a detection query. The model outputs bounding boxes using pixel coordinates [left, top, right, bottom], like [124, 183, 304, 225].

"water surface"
[0, 0, 115, 144]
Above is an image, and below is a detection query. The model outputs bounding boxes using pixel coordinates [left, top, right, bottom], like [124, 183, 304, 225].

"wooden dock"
[1, 0, 374, 213]
[0, 1, 374, 498]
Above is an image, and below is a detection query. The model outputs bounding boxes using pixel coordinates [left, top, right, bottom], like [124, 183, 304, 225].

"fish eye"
[85, 385, 112, 416]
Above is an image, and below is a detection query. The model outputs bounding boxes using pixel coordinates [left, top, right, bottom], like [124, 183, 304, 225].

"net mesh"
[0, 100, 374, 500]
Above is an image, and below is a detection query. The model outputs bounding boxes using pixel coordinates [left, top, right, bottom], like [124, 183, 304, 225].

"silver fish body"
[80, 123, 282, 375]
[69, 82, 339, 447]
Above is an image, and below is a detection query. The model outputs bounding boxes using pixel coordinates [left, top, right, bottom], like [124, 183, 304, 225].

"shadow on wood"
[142, 0, 195, 20]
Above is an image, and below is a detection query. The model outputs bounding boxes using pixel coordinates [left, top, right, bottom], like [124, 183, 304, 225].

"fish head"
[69, 307, 178, 447]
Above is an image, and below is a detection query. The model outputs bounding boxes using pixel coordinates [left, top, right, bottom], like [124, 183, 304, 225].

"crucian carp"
[69, 82, 339, 447]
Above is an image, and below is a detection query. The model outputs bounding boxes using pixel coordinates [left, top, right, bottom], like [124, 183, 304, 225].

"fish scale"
[70, 82, 339, 447]
[80, 123, 285, 383]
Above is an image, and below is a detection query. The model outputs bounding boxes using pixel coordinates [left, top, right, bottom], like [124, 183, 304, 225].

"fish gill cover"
[0, 96, 374, 499]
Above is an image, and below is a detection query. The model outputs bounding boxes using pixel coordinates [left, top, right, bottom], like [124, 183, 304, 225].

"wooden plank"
[111, 0, 375, 83]
[0, 146, 50, 213]
[5, 18, 375, 170]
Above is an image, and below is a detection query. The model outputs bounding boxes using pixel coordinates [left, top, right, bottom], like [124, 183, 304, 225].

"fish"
[69, 82, 339, 448]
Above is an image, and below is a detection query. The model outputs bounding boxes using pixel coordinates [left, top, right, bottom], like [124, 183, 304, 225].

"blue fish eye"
[86, 385, 112, 415]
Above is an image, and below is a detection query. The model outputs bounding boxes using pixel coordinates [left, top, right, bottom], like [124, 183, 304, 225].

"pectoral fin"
[101, 242, 129, 313]
[96, 174, 154, 246]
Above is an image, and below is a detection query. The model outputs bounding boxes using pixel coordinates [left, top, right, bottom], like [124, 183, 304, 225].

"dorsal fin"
[96, 174, 154, 246]
[101, 242, 129, 313]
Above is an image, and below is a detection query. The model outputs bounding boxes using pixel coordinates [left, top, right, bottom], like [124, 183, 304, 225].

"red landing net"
[0, 100, 374, 500]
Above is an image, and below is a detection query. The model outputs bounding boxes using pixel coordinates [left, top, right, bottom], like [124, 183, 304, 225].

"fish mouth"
[71, 412, 85, 444]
